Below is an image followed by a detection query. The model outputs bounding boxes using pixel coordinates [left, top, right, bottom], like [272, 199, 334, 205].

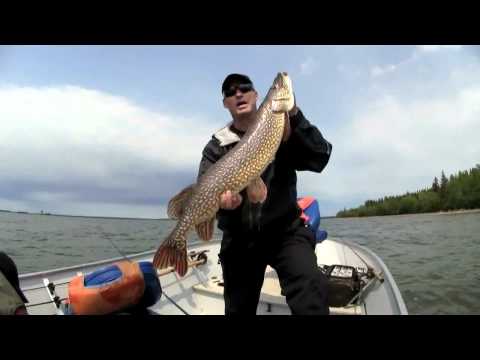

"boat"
[19, 236, 408, 315]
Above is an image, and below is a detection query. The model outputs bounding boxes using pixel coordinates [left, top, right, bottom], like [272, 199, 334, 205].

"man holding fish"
[153, 72, 332, 315]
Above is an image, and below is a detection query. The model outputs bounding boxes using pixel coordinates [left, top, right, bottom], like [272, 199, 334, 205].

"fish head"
[271, 72, 294, 113]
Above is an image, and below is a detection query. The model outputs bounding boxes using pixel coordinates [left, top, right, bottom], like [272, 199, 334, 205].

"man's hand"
[288, 92, 298, 117]
[220, 190, 243, 210]
[282, 92, 298, 142]
[15, 306, 28, 315]
[247, 178, 267, 204]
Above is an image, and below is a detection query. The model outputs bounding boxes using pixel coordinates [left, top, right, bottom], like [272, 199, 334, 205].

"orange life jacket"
[298, 196, 315, 223]
[68, 261, 145, 315]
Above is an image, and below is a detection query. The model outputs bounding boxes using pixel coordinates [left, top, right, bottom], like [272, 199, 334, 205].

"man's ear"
[254, 90, 259, 102]
[223, 97, 227, 108]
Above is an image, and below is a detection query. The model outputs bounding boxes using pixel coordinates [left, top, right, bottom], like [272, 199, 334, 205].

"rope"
[25, 297, 67, 308]
[161, 292, 189, 315]
[23, 280, 69, 292]
[342, 240, 371, 270]
[334, 239, 386, 306]
[336, 238, 379, 278]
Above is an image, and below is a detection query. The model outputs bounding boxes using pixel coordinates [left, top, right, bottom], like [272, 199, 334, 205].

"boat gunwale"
[19, 240, 220, 280]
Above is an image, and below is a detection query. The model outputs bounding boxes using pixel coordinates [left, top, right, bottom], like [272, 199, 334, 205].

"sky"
[0, 45, 479, 218]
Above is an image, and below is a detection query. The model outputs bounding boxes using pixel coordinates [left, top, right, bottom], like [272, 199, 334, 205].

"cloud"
[369, 55, 416, 79]
[305, 84, 480, 214]
[369, 50, 420, 79]
[370, 64, 398, 77]
[300, 57, 318, 75]
[337, 64, 363, 80]
[370, 46, 464, 79]
[417, 45, 463, 52]
[0, 85, 215, 217]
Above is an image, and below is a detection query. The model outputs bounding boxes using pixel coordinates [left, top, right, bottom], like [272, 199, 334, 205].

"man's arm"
[283, 108, 332, 172]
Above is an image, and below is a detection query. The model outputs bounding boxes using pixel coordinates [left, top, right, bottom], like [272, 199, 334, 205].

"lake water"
[1, 211, 479, 315]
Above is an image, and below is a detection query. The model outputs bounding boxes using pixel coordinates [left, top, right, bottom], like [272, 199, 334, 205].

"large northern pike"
[153, 72, 295, 276]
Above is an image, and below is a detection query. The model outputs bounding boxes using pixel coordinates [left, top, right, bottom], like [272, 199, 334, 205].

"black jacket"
[197, 109, 332, 235]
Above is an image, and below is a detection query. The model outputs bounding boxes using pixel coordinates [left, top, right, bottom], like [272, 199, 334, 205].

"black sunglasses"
[224, 83, 254, 98]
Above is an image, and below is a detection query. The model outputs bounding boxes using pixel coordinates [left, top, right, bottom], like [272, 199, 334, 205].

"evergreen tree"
[432, 177, 439, 192]
[336, 164, 480, 217]
[440, 171, 448, 191]
[440, 170, 449, 205]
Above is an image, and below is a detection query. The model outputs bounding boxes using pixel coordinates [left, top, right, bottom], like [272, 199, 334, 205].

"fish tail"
[153, 230, 188, 277]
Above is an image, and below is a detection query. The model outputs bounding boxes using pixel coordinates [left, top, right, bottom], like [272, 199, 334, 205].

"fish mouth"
[270, 72, 294, 112]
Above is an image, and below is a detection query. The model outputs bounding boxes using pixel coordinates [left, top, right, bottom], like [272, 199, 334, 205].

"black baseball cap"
[0, 252, 28, 303]
[222, 73, 254, 95]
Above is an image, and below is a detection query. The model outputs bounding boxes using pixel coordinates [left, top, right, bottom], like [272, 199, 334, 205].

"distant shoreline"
[0, 209, 170, 221]
[434, 209, 480, 216]
[0, 208, 338, 221]
[3, 208, 478, 221]
[336, 208, 480, 219]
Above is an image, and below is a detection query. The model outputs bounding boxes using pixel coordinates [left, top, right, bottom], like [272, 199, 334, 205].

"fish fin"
[247, 177, 267, 204]
[153, 232, 189, 277]
[282, 112, 291, 142]
[167, 184, 196, 220]
[195, 217, 215, 241]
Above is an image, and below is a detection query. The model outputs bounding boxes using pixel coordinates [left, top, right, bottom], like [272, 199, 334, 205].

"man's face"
[223, 83, 258, 118]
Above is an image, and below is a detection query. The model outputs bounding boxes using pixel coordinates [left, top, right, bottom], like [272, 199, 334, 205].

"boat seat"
[261, 267, 363, 314]
[192, 266, 364, 315]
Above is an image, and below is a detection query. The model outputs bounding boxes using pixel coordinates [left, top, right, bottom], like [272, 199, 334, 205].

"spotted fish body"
[153, 72, 294, 276]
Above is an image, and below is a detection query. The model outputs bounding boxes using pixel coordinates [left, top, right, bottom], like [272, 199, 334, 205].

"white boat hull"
[19, 238, 408, 315]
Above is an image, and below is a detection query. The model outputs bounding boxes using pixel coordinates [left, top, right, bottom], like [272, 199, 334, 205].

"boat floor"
[191, 266, 365, 315]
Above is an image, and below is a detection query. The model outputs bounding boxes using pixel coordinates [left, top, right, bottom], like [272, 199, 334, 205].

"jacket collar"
[213, 122, 242, 147]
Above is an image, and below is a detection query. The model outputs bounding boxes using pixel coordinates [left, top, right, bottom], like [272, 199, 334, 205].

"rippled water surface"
[2, 211, 479, 315]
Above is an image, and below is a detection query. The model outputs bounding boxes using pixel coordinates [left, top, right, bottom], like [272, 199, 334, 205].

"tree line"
[336, 164, 480, 217]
